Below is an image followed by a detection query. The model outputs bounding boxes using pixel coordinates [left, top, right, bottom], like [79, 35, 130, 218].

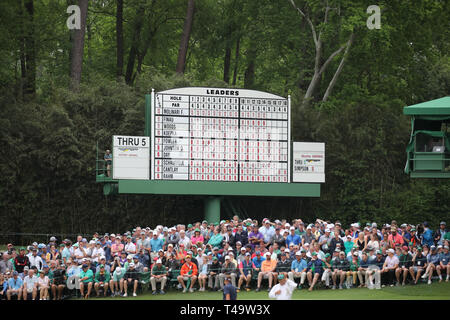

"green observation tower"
[404, 96, 450, 178]
[96, 87, 325, 224]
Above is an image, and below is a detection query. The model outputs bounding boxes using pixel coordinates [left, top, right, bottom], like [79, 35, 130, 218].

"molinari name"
[206, 89, 239, 96]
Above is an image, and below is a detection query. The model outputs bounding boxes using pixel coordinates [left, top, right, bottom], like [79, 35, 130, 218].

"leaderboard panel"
[152, 88, 290, 183]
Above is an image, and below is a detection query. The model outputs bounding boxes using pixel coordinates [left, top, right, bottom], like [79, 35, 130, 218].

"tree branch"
[318, 43, 347, 76]
[288, 0, 318, 47]
[322, 32, 355, 101]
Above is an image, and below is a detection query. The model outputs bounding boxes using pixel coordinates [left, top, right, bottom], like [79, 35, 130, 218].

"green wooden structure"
[404, 96, 450, 178]
[96, 92, 322, 223]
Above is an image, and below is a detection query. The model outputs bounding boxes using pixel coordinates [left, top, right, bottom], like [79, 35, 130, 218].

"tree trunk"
[322, 32, 354, 101]
[116, 0, 124, 79]
[232, 35, 240, 86]
[69, 0, 89, 91]
[175, 0, 195, 74]
[124, 4, 145, 85]
[23, 0, 35, 99]
[223, 44, 231, 84]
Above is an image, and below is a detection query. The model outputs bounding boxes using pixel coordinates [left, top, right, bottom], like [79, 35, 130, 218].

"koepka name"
[206, 89, 239, 96]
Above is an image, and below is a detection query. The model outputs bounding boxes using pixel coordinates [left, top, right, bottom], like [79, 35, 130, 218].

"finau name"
[206, 89, 239, 96]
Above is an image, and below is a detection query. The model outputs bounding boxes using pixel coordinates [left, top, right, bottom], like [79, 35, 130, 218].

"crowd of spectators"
[0, 217, 448, 300]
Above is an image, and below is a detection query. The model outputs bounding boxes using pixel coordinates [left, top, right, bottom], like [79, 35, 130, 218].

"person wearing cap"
[122, 262, 139, 297]
[50, 263, 66, 300]
[434, 221, 447, 246]
[421, 222, 434, 247]
[78, 263, 94, 299]
[345, 251, 360, 289]
[421, 245, 440, 284]
[234, 224, 249, 247]
[306, 252, 323, 291]
[329, 230, 345, 254]
[286, 227, 301, 248]
[237, 252, 253, 292]
[344, 235, 355, 256]
[288, 251, 307, 289]
[380, 249, 398, 287]
[318, 229, 332, 254]
[61, 240, 72, 265]
[190, 228, 205, 247]
[273, 252, 290, 282]
[136, 231, 151, 253]
[320, 253, 333, 288]
[178, 230, 192, 250]
[94, 264, 111, 297]
[272, 227, 286, 248]
[409, 247, 427, 285]
[178, 255, 198, 293]
[331, 251, 349, 289]
[197, 255, 210, 292]
[219, 255, 238, 290]
[22, 269, 38, 300]
[124, 235, 137, 256]
[207, 256, 222, 291]
[302, 226, 315, 246]
[28, 246, 44, 272]
[259, 220, 275, 248]
[110, 266, 125, 297]
[111, 237, 124, 259]
[150, 258, 168, 295]
[248, 225, 264, 249]
[92, 241, 105, 265]
[268, 273, 297, 300]
[436, 245, 449, 282]
[223, 275, 237, 300]
[14, 247, 30, 276]
[206, 227, 223, 251]
[395, 246, 412, 286]
[167, 228, 180, 248]
[6, 271, 23, 300]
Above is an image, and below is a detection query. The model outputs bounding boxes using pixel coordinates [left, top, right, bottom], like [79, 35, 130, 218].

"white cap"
[115, 267, 121, 273]
[129, 262, 135, 267]
[265, 252, 271, 256]
[295, 251, 301, 256]
[89, 240, 96, 244]
[127, 254, 133, 260]
[110, 234, 116, 237]
[290, 226, 295, 231]
[284, 249, 290, 253]
[225, 256, 230, 260]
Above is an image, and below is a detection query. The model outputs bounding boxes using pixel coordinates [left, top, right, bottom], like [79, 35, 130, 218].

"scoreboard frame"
[150, 87, 291, 184]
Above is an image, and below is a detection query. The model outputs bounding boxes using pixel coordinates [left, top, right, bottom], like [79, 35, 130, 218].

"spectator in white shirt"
[125, 236, 137, 255]
[28, 248, 43, 272]
[269, 274, 297, 300]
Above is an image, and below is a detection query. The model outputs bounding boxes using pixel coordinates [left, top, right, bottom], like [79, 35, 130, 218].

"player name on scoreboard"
[151, 87, 290, 183]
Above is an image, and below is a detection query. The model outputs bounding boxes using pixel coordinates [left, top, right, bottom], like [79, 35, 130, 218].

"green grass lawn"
[89, 281, 450, 300]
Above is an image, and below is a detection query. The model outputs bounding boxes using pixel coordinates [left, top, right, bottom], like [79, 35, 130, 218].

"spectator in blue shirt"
[421, 222, 434, 247]
[306, 253, 323, 291]
[288, 251, 307, 288]
[7, 271, 23, 300]
[286, 227, 301, 247]
[150, 232, 164, 254]
[436, 245, 449, 282]
[422, 246, 440, 284]
[252, 251, 265, 273]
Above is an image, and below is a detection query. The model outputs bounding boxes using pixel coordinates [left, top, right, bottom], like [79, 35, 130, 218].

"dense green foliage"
[0, 0, 449, 241]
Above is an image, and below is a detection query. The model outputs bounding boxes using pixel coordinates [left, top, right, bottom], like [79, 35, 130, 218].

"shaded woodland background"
[0, 0, 449, 240]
